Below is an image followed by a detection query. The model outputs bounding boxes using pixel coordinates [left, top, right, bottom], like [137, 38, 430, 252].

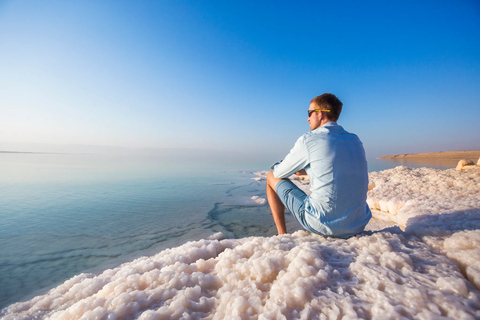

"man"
[266, 93, 371, 238]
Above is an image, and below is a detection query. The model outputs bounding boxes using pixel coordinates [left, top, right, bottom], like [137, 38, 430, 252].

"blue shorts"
[275, 179, 366, 238]
[275, 179, 314, 232]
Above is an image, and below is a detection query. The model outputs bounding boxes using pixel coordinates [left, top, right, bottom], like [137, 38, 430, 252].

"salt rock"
[367, 166, 480, 229]
[251, 196, 267, 205]
[456, 159, 474, 170]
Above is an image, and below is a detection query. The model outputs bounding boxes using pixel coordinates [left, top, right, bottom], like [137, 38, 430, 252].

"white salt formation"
[367, 166, 480, 229]
[2, 231, 480, 320]
[456, 159, 479, 171]
[2, 166, 480, 319]
[251, 196, 267, 205]
[420, 229, 480, 290]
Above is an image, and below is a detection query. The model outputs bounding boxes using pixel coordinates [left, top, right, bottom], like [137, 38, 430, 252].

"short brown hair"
[310, 93, 343, 121]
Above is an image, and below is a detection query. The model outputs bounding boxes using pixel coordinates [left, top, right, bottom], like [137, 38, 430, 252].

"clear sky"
[1, 0, 479, 161]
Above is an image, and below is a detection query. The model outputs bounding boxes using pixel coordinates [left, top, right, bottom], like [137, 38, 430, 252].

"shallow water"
[0, 153, 278, 309]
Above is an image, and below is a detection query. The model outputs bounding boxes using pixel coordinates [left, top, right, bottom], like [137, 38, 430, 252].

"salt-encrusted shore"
[2, 165, 480, 319]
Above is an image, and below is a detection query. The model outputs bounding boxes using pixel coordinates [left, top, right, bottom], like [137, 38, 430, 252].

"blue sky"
[1, 0, 479, 161]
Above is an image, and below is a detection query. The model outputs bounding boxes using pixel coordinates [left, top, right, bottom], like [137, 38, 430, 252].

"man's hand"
[295, 169, 307, 176]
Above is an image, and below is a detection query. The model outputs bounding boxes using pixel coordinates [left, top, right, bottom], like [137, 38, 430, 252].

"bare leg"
[266, 171, 287, 234]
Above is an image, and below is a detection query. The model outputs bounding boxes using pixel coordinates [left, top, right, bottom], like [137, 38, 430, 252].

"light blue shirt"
[272, 122, 371, 238]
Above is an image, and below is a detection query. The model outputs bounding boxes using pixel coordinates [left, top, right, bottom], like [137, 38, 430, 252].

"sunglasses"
[308, 109, 331, 117]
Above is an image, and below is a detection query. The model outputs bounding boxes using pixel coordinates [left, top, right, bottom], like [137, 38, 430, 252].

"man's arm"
[272, 136, 309, 178]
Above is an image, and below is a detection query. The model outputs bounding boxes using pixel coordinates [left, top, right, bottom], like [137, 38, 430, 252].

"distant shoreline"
[0, 151, 61, 154]
[379, 150, 480, 160]
[0, 151, 84, 155]
[378, 151, 480, 168]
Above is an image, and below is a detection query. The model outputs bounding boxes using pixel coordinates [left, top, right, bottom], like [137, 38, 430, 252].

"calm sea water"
[0, 152, 274, 309]
[0, 152, 447, 309]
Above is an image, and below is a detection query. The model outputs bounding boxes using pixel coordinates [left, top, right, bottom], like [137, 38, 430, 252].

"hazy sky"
[1, 0, 479, 160]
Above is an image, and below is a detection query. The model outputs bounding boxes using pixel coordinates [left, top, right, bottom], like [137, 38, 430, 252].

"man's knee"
[267, 171, 282, 189]
[266, 171, 275, 183]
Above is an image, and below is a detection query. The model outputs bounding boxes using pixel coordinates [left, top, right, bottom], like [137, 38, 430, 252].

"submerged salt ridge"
[2, 166, 480, 319]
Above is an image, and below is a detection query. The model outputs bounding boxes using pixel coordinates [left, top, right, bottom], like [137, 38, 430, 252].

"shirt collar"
[323, 121, 338, 127]
[312, 121, 338, 132]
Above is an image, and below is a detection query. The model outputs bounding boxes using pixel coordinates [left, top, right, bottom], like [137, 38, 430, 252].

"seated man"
[266, 93, 371, 238]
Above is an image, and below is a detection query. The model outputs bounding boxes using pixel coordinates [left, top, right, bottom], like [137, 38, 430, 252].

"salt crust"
[367, 166, 480, 229]
[2, 167, 480, 319]
[251, 196, 267, 205]
[2, 231, 479, 319]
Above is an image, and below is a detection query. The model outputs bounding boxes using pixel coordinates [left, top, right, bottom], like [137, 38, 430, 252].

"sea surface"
[0, 152, 450, 309]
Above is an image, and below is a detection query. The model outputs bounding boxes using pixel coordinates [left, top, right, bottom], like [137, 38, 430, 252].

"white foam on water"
[2, 166, 480, 319]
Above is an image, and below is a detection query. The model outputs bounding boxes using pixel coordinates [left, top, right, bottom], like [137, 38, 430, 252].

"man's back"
[303, 122, 371, 237]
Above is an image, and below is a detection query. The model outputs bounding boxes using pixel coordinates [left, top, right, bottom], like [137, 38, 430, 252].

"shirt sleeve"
[272, 135, 309, 178]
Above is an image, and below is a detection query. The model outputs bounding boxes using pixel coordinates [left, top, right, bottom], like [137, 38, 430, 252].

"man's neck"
[320, 119, 334, 127]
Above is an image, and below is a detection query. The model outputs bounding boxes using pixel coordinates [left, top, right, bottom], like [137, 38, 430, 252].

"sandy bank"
[379, 150, 480, 160]
[378, 150, 480, 168]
